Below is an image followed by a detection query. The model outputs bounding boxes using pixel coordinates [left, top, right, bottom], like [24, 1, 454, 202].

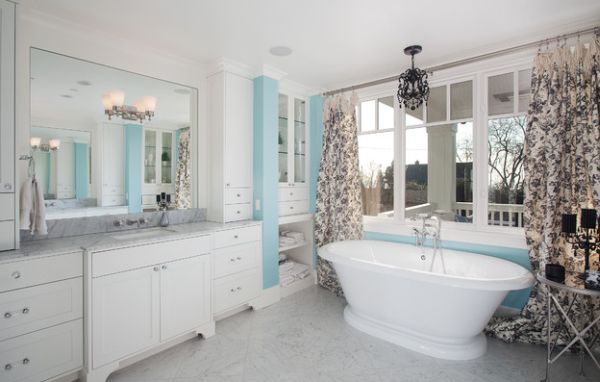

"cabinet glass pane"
[406, 103, 423, 126]
[161, 132, 173, 184]
[144, 130, 157, 184]
[488, 72, 514, 116]
[518, 69, 532, 113]
[450, 81, 473, 120]
[426, 86, 446, 123]
[278, 94, 289, 183]
[294, 98, 306, 183]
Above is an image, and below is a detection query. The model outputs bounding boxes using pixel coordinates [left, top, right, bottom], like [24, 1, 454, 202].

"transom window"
[357, 63, 532, 232]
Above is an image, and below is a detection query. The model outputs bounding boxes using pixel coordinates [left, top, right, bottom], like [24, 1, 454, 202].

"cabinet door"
[0, 0, 14, 194]
[223, 73, 252, 188]
[278, 93, 290, 184]
[92, 266, 160, 368]
[293, 97, 307, 184]
[143, 129, 158, 185]
[160, 255, 210, 341]
[160, 131, 173, 185]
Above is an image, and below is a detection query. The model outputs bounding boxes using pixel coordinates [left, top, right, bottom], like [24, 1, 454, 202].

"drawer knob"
[22, 358, 29, 365]
[4, 363, 11, 371]
[230, 288, 236, 293]
[236, 256, 242, 260]
[22, 308, 30, 315]
[230, 258, 236, 262]
[4, 312, 11, 319]
[237, 286, 242, 290]
[236, 210, 240, 214]
[11, 271, 21, 279]
[153, 266, 160, 272]
[290, 206, 294, 210]
[234, 235, 238, 239]
[226, 183, 231, 187]
[236, 193, 241, 197]
[290, 192, 294, 196]
[161, 265, 168, 270]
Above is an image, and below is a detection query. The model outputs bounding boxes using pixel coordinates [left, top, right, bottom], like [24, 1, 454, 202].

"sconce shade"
[102, 94, 113, 110]
[561, 214, 577, 234]
[49, 139, 61, 150]
[30, 137, 41, 148]
[109, 90, 125, 107]
[133, 100, 145, 113]
[580, 208, 597, 229]
[142, 96, 157, 112]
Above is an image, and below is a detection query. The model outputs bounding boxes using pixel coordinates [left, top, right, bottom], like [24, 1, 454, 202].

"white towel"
[32, 178, 47, 235]
[19, 177, 32, 230]
[19, 177, 47, 235]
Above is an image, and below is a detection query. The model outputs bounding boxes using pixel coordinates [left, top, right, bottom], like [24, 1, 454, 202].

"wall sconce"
[102, 90, 156, 123]
[29, 137, 60, 152]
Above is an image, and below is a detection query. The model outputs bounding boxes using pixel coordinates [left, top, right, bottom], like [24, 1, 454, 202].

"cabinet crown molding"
[206, 57, 255, 79]
[256, 64, 287, 81]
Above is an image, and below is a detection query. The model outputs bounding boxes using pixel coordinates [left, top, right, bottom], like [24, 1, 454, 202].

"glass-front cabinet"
[278, 92, 309, 216]
[142, 128, 175, 208]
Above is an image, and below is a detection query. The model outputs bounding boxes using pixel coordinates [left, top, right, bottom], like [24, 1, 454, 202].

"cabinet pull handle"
[161, 265, 167, 270]
[22, 358, 29, 365]
[11, 271, 21, 279]
[237, 286, 242, 290]
[230, 258, 236, 262]
[4, 363, 12, 371]
[4, 312, 11, 319]
[153, 266, 160, 272]
[22, 308, 30, 315]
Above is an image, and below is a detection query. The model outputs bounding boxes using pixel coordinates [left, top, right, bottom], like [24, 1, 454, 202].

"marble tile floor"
[106, 286, 600, 382]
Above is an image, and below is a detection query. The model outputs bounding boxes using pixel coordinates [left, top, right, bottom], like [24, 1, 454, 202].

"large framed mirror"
[30, 48, 197, 220]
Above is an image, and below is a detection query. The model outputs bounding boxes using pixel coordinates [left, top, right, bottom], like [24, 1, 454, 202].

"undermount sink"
[110, 227, 176, 241]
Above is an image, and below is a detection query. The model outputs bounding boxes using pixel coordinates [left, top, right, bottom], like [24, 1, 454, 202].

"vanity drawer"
[279, 200, 308, 216]
[224, 188, 252, 204]
[223, 203, 252, 222]
[92, 235, 210, 277]
[213, 242, 261, 279]
[0, 319, 82, 382]
[213, 225, 261, 249]
[0, 253, 82, 293]
[102, 194, 125, 207]
[0, 278, 82, 341]
[278, 187, 308, 202]
[102, 184, 124, 195]
[213, 269, 260, 314]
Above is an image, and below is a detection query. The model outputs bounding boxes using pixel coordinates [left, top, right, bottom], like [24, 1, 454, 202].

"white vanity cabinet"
[0, 252, 83, 382]
[207, 69, 253, 222]
[0, 0, 15, 251]
[278, 92, 309, 216]
[86, 235, 213, 380]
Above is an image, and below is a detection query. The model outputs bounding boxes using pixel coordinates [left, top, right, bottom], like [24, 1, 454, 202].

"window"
[486, 69, 531, 227]
[356, 62, 532, 233]
[358, 97, 394, 217]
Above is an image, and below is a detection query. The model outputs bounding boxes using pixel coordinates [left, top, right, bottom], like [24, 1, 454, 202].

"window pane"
[488, 72, 514, 116]
[378, 96, 394, 130]
[488, 116, 526, 227]
[406, 103, 423, 126]
[426, 86, 446, 123]
[450, 81, 473, 120]
[405, 123, 473, 224]
[360, 100, 376, 132]
[518, 69, 532, 113]
[359, 132, 394, 217]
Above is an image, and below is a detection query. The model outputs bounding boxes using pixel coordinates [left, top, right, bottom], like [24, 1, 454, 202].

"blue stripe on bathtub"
[363, 231, 531, 311]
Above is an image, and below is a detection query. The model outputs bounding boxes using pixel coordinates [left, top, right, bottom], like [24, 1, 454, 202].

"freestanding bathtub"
[319, 240, 534, 360]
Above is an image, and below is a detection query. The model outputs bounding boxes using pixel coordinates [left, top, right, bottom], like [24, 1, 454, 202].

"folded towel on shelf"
[279, 253, 288, 264]
[283, 231, 305, 242]
[280, 275, 296, 287]
[279, 261, 295, 272]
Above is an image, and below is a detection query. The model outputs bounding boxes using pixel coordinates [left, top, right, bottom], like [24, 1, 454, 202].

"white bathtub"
[318, 240, 534, 360]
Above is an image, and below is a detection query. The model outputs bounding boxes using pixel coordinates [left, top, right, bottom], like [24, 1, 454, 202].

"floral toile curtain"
[175, 127, 191, 209]
[486, 38, 600, 345]
[315, 93, 363, 295]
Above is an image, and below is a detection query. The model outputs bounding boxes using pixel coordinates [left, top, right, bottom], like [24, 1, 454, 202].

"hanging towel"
[32, 178, 47, 235]
[19, 177, 47, 235]
[19, 177, 33, 230]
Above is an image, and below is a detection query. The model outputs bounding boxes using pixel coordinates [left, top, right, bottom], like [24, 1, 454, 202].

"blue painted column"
[253, 76, 279, 289]
[309, 95, 324, 214]
[124, 124, 143, 213]
[74, 143, 89, 199]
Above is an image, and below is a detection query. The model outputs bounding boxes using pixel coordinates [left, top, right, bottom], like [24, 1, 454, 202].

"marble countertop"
[0, 220, 261, 263]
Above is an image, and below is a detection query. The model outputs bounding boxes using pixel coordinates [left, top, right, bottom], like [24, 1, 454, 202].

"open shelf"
[280, 273, 315, 298]
[279, 240, 308, 252]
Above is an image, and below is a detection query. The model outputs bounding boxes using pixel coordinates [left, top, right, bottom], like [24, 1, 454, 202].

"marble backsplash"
[21, 208, 207, 242]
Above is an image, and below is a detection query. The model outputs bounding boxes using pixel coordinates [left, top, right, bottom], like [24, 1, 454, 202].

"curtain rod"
[323, 25, 599, 97]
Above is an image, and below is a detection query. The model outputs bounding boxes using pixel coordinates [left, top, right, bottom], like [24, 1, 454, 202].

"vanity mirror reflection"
[29, 48, 197, 220]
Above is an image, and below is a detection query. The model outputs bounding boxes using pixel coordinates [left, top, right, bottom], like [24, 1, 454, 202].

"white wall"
[15, 6, 208, 215]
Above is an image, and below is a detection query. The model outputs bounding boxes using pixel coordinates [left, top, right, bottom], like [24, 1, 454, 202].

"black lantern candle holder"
[156, 192, 171, 211]
[561, 208, 600, 289]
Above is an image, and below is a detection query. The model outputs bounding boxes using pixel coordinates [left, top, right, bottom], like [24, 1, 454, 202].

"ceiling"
[31, 49, 193, 130]
[19, 0, 600, 90]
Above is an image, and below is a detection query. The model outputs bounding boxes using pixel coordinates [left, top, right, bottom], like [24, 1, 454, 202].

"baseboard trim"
[249, 285, 280, 310]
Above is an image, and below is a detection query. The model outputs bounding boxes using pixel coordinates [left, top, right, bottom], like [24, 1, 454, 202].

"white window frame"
[357, 51, 535, 248]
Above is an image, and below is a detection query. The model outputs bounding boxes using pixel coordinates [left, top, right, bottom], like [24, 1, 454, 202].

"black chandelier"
[397, 45, 430, 111]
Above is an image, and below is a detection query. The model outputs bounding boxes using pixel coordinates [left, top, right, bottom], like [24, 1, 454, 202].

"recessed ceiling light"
[69, 88, 78, 92]
[269, 46, 293, 57]
[77, 80, 91, 86]
[174, 88, 191, 95]
[60, 94, 73, 98]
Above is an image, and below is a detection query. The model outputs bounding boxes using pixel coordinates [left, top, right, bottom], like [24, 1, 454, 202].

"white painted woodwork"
[224, 187, 252, 205]
[0, 277, 82, 341]
[92, 266, 160, 368]
[278, 200, 308, 216]
[0, 253, 82, 293]
[91, 235, 210, 277]
[213, 242, 261, 279]
[0, 319, 83, 382]
[0, 0, 15, 251]
[160, 255, 210, 341]
[55, 142, 75, 199]
[207, 70, 253, 222]
[99, 123, 125, 207]
[278, 186, 308, 202]
[213, 269, 261, 314]
[213, 225, 262, 249]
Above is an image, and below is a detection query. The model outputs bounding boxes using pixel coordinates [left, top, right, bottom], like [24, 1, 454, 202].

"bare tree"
[488, 116, 526, 204]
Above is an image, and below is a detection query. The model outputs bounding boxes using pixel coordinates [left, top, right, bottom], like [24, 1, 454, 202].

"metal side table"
[538, 272, 600, 382]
